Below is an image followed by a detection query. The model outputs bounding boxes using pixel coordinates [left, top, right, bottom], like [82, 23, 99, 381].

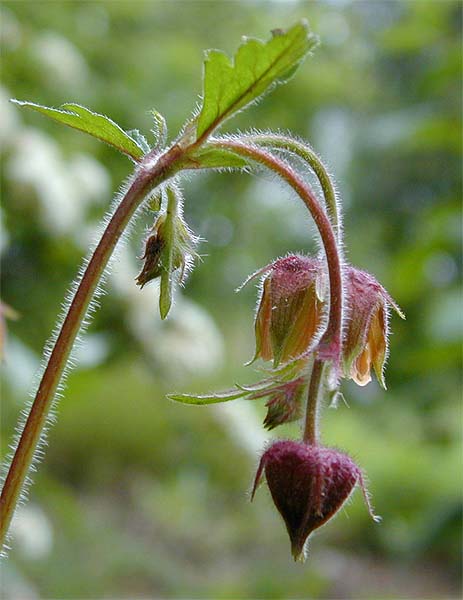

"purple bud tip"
[270, 255, 322, 300]
[252, 440, 378, 561]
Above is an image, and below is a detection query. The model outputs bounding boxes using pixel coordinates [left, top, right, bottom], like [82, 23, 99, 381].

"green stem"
[243, 133, 340, 237]
[212, 139, 343, 363]
[0, 144, 184, 550]
[303, 359, 324, 444]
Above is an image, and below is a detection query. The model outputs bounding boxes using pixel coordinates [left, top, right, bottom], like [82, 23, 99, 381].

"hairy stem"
[303, 359, 324, 444]
[237, 136, 341, 446]
[243, 133, 340, 236]
[212, 139, 343, 362]
[0, 144, 184, 549]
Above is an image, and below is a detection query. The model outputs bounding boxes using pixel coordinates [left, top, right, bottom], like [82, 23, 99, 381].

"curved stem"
[242, 133, 340, 237]
[234, 136, 340, 446]
[303, 359, 324, 444]
[212, 140, 343, 363]
[0, 144, 184, 549]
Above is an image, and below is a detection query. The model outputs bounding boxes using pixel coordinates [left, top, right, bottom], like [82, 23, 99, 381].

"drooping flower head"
[343, 266, 405, 388]
[251, 440, 379, 561]
[249, 255, 326, 368]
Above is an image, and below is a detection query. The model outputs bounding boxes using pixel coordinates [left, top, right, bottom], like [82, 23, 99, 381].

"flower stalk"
[243, 133, 340, 237]
[0, 144, 185, 549]
[212, 139, 343, 366]
[303, 359, 324, 445]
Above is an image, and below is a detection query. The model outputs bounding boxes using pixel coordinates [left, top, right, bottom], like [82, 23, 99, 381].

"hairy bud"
[136, 212, 197, 289]
[252, 440, 379, 561]
[251, 255, 326, 368]
[343, 266, 405, 388]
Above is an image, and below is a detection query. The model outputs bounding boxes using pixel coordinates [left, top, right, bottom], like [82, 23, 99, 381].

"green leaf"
[186, 146, 249, 169]
[196, 21, 318, 141]
[159, 269, 172, 320]
[168, 387, 249, 405]
[12, 100, 146, 161]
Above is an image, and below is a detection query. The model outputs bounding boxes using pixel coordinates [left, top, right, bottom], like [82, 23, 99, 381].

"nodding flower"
[250, 255, 326, 368]
[342, 266, 405, 388]
[251, 440, 380, 562]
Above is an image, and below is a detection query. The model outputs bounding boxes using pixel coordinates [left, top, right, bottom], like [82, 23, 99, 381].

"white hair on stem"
[0, 168, 163, 555]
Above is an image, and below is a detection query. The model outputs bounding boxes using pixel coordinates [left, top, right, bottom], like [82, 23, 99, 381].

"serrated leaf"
[186, 146, 249, 169]
[168, 387, 249, 405]
[12, 100, 145, 161]
[196, 21, 318, 141]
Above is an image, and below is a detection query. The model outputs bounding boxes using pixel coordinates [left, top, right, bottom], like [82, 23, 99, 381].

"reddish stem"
[212, 140, 343, 362]
[303, 359, 324, 444]
[0, 144, 184, 549]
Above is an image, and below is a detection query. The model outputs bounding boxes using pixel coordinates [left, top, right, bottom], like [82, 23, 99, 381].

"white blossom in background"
[6, 128, 110, 238]
[212, 402, 270, 458]
[31, 31, 89, 91]
[71, 333, 110, 369]
[111, 244, 225, 380]
[0, 207, 8, 256]
[111, 245, 267, 454]
[1, 337, 39, 397]
[10, 504, 53, 560]
[0, 7, 22, 52]
[0, 86, 20, 148]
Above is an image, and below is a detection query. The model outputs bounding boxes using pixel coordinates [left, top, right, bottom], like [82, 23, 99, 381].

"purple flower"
[343, 266, 405, 388]
[252, 440, 379, 561]
[251, 255, 326, 367]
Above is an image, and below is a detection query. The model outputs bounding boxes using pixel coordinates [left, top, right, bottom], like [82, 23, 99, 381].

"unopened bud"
[136, 212, 197, 289]
[252, 440, 379, 561]
[343, 266, 405, 388]
[252, 255, 326, 368]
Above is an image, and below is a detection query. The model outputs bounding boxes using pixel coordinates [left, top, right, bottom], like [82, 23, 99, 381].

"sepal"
[249, 255, 327, 368]
[343, 266, 405, 388]
[136, 186, 199, 319]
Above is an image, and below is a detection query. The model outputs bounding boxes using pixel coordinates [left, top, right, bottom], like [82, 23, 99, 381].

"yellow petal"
[351, 344, 372, 386]
[370, 307, 387, 388]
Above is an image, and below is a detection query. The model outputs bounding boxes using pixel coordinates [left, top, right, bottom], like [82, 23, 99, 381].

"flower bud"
[251, 440, 379, 561]
[343, 266, 405, 388]
[252, 255, 326, 368]
[136, 212, 197, 289]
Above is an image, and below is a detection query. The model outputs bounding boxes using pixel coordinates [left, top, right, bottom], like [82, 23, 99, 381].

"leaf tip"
[10, 98, 28, 107]
[159, 303, 171, 320]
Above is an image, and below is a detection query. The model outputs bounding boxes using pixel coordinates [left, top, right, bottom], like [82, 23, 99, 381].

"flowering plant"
[1, 22, 404, 562]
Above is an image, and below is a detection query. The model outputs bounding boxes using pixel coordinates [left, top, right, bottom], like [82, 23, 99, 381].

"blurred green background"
[1, 1, 461, 598]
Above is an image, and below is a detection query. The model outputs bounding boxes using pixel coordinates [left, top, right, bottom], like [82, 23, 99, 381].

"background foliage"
[1, 1, 461, 598]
